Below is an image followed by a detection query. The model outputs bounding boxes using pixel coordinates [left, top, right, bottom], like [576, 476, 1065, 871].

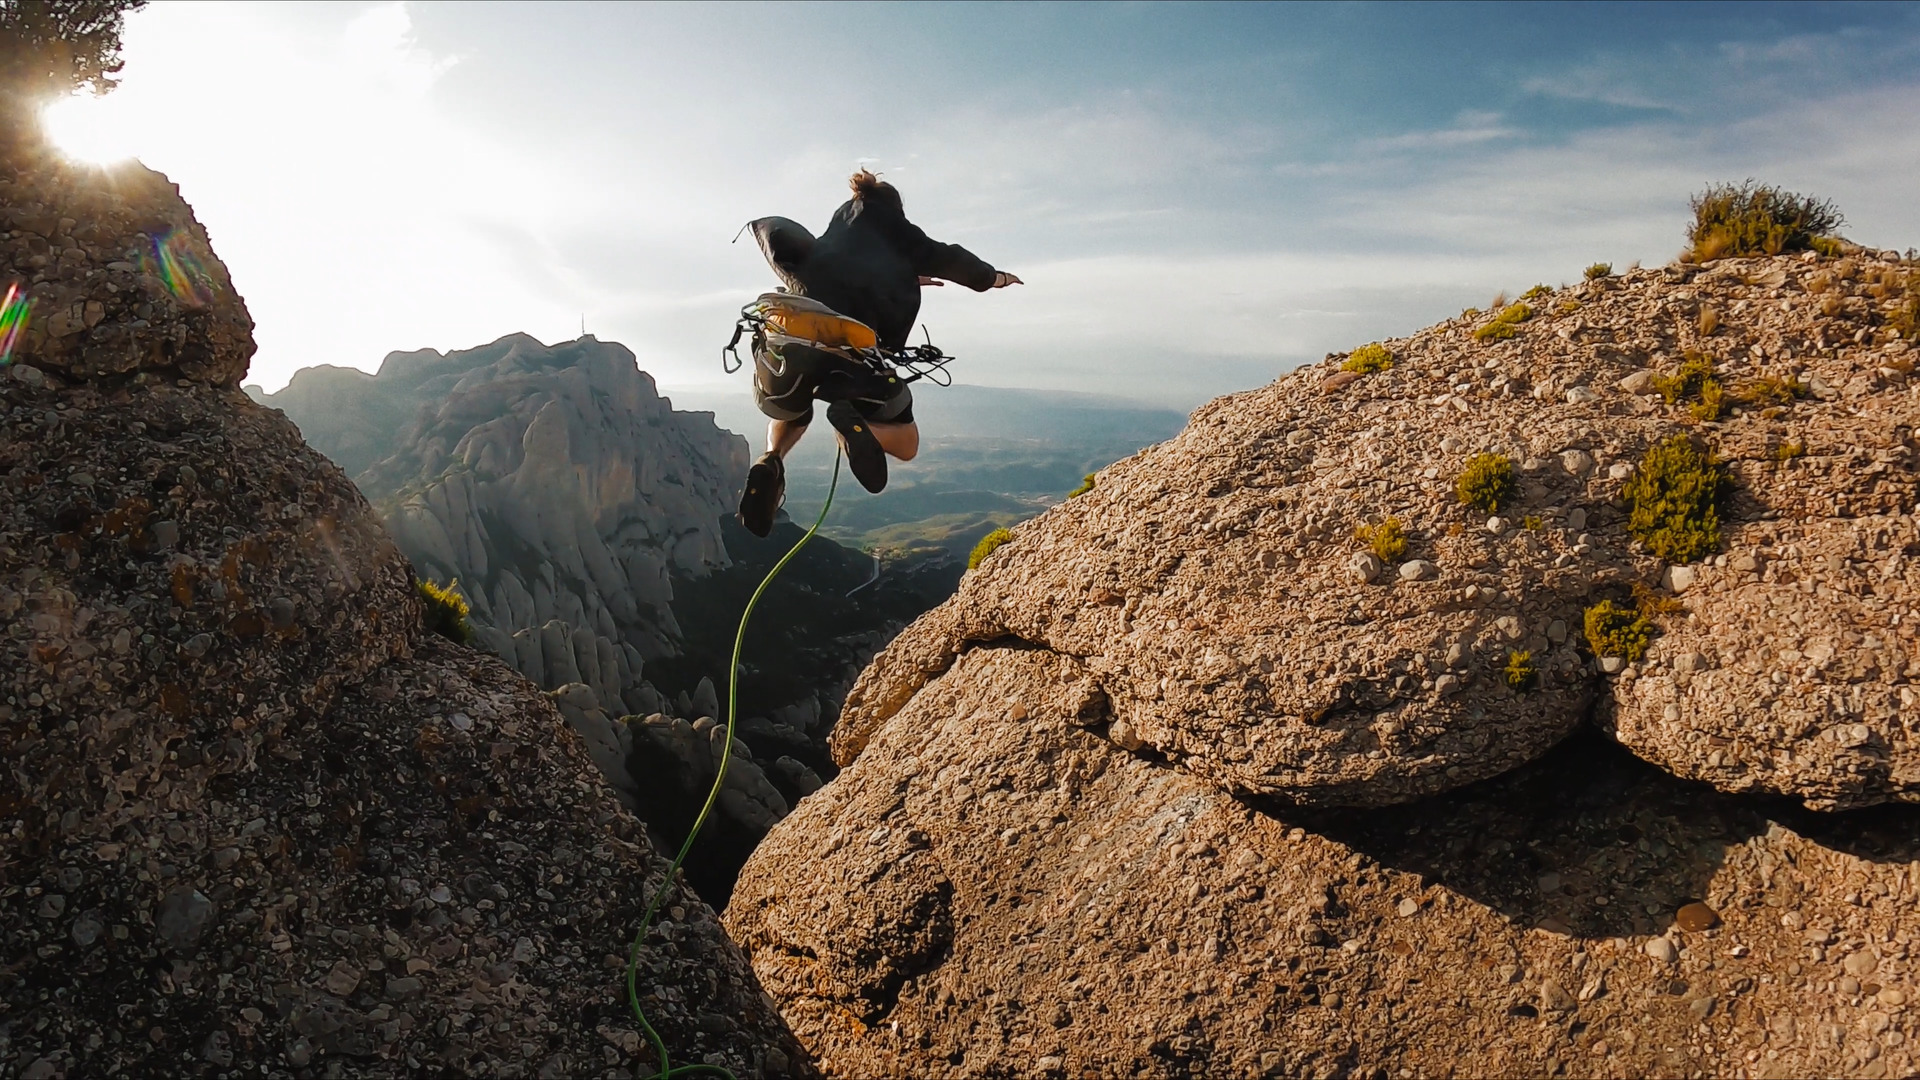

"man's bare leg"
[766, 418, 808, 460]
[868, 420, 919, 461]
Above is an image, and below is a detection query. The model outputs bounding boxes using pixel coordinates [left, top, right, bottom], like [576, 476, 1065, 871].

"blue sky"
[45, 1, 1920, 404]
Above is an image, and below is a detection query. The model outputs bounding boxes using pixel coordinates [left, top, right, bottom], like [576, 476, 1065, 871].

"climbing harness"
[625, 450, 843, 1080]
[722, 294, 955, 389]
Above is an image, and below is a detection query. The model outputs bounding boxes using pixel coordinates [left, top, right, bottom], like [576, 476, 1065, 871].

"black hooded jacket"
[750, 187, 998, 351]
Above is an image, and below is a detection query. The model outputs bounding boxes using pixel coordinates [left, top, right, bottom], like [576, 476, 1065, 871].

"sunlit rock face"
[735, 253, 1920, 1077]
[0, 145, 254, 385]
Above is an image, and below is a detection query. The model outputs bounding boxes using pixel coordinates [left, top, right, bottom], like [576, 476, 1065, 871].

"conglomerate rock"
[732, 644, 1920, 1079]
[836, 253, 1920, 810]
[0, 151, 253, 386]
[1, 140, 804, 1077]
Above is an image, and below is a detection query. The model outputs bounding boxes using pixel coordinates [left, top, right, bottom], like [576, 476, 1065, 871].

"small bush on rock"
[1456, 452, 1516, 515]
[1684, 181, 1844, 261]
[1735, 375, 1810, 408]
[1504, 649, 1537, 691]
[1521, 284, 1553, 301]
[1771, 440, 1805, 461]
[417, 578, 473, 645]
[1584, 599, 1653, 661]
[1651, 350, 1727, 420]
[1356, 517, 1408, 563]
[1624, 435, 1730, 564]
[1068, 473, 1096, 498]
[1472, 303, 1534, 343]
[1342, 343, 1394, 374]
[968, 527, 1012, 570]
[1584, 263, 1613, 280]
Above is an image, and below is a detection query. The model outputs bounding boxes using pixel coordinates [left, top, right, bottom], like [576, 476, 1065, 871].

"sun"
[40, 93, 141, 165]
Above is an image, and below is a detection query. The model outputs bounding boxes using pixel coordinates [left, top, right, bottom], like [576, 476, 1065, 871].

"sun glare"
[41, 94, 141, 165]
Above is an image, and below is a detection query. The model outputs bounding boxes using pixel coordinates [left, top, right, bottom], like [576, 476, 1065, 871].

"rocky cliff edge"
[1, 146, 804, 1075]
[731, 252, 1920, 1077]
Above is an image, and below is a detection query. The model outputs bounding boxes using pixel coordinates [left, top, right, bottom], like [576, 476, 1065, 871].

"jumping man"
[736, 170, 1021, 537]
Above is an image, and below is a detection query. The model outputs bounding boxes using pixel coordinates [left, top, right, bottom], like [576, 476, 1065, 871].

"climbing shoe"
[827, 399, 888, 494]
[738, 452, 784, 537]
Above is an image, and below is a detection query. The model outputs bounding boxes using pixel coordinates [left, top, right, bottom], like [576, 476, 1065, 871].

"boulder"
[838, 257, 1920, 811]
[733, 644, 1920, 1078]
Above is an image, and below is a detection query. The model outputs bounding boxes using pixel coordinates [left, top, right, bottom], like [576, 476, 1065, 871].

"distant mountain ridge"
[252, 334, 958, 901]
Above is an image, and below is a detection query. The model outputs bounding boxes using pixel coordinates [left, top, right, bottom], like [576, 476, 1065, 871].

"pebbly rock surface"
[733, 644, 1920, 1079]
[0, 155, 253, 386]
[740, 248, 1920, 1074]
[1, 141, 805, 1077]
[836, 254, 1920, 810]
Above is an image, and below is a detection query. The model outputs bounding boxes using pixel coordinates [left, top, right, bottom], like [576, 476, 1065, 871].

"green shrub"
[1649, 350, 1727, 420]
[1520, 514, 1543, 531]
[1068, 472, 1096, 498]
[1472, 302, 1534, 343]
[1888, 269, 1919, 340]
[1624, 435, 1730, 564]
[1459, 307, 1482, 320]
[968, 527, 1013, 570]
[1584, 262, 1613, 280]
[1504, 649, 1537, 691]
[1651, 351, 1713, 404]
[1584, 599, 1653, 661]
[1685, 181, 1844, 261]
[1689, 379, 1726, 422]
[417, 578, 473, 645]
[1809, 235, 1845, 258]
[1771, 440, 1805, 461]
[1456, 452, 1516, 515]
[1734, 375, 1810, 408]
[1343, 343, 1394, 374]
[1521, 284, 1553, 301]
[1356, 517, 1408, 563]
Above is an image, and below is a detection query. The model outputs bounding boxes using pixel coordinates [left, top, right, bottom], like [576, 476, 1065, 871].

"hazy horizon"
[41, 1, 1920, 402]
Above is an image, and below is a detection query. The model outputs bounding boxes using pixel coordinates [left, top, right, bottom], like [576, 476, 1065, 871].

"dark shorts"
[751, 337, 914, 427]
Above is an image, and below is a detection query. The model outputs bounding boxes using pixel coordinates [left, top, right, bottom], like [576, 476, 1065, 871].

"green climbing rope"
[627, 449, 842, 1080]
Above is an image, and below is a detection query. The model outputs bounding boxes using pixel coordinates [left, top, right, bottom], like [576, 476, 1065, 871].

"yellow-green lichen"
[1583, 599, 1653, 661]
[1356, 516, 1408, 563]
[1343, 343, 1394, 374]
[1456, 452, 1516, 515]
[1624, 435, 1730, 564]
[968, 527, 1013, 570]
[1472, 302, 1534, 343]
[417, 578, 473, 645]
[1504, 649, 1537, 691]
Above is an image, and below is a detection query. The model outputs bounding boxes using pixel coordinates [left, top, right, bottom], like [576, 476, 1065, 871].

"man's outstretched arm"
[899, 219, 1018, 291]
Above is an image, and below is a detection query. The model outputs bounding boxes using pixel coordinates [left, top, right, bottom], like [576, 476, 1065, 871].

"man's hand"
[991, 271, 1024, 289]
[916, 275, 945, 287]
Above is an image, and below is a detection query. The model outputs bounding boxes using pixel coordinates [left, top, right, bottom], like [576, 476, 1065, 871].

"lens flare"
[0, 283, 32, 365]
[142, 230, 217, 308]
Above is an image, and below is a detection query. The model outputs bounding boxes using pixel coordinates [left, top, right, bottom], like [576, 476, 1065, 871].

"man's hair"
[848, 169, 902, 211]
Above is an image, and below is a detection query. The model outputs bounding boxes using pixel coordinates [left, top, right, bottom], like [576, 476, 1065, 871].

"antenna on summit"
[580, 313, 586, 338]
